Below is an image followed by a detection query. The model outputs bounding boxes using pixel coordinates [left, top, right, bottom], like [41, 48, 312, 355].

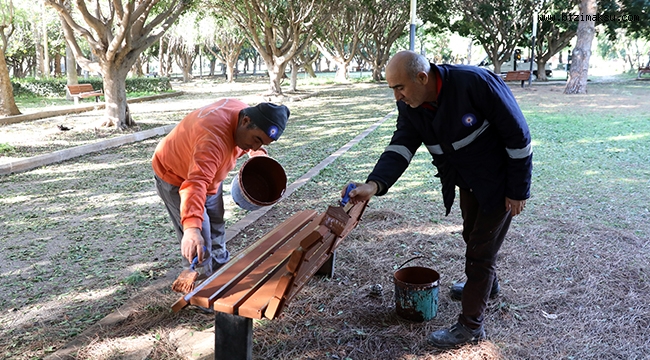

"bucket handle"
[397, 255, 429, 270]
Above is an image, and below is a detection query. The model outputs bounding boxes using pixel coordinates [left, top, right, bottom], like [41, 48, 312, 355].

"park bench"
[637, 67, 650, 79]
[504, 70, 531, 88]
[66, 84, 103, 104]
[171, 200, 369, 360]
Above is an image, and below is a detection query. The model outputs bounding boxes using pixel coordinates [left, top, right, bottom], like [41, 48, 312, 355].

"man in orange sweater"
[152, 99, 290, 282]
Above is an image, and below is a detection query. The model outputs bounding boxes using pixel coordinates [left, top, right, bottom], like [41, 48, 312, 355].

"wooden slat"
[333, 200, 369, 250]
[213, 214, 325, 315]
[172, 210, 316, 311]
[504, 70, 530, 81]
[233, 215, 326, 318]
[264, 231, 337, 320]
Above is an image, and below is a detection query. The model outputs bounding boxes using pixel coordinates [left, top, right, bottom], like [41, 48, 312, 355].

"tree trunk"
[334, 60, 349, 82]
[0, 48, 21, 116]
[132, 57, 145, 77]
[226, 62, 236, 82]
[65, 43, 78, 102]
[101, 65, 134, 129]
[290, 60, 298, 92]
[35, 25, 44, 78]
[42, 6, 50, 78]
[53, 53, 61, 76]
[372, 64, 382, 82]
[209, 58, 216, 76]
[305, 62, 316, 78]
[159, 38, 165, 76]
[565, 0, 597, 94]
[262, 56, 287, 95]
[536, 59, 548, 81]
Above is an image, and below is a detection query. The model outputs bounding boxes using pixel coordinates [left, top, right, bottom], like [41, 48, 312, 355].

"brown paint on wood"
[182, 210, 316, 310]
[213, 219, 323, 314]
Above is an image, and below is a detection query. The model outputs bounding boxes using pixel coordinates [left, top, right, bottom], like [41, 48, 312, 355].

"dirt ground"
[1, 78, 649, 359]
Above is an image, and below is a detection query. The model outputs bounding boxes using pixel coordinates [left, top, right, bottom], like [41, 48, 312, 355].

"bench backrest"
[67, 84, 96, 94]
[173, 201, 369, 319]
[504, 70, 531, 81]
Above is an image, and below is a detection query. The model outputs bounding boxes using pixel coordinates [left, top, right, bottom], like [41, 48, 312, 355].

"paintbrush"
[171, 246, 206, 294]
[320, 183, 356, 236]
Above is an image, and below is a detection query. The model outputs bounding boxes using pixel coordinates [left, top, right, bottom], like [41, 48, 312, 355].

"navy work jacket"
[367, 64, 533, 215]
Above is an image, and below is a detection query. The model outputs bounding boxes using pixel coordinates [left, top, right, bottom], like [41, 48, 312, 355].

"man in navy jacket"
[345, 51, 532, 348]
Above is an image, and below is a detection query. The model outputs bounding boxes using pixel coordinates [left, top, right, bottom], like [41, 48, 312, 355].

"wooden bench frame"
[66, 84, 103, 104]
[638, 67, 650, 79]
[504, 70, 531, 88]
[172, 201, 369, 360]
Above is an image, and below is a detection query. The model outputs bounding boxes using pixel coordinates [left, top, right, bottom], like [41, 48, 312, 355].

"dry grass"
[1, 77, 649, 359]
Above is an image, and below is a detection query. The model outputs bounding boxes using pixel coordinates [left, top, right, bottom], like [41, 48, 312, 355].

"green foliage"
[0, 143, 15, 154]
[11, 77, 172, 98]
[125, 77, 173, 93]
[122, 271, 147, 285]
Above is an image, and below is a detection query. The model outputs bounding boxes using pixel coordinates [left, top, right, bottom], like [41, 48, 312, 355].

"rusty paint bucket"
[231, 156, 287, 211]
[393, 257, 440, 322]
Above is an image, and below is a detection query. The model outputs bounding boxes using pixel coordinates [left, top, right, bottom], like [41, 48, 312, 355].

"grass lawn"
[0, 76, 648, 359]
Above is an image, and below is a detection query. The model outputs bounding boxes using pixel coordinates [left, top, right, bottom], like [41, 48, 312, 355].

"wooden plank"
[174, 210, 317, 311]
[192, 210, 317, 309]
[232, 216, 326, 318]
[332, 200, 369, 250]
[262, 273, 293, 320]
[213, 214, 325, 314]
[264, 231, 338, 320]
[264, 203, 367, 320]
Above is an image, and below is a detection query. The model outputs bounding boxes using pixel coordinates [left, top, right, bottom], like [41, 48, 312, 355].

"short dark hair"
[239, 109, 259, 130]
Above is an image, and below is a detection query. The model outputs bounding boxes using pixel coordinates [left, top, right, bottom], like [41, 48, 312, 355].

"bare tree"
[0, 0, 20, 116]
[44, 0, 190, 129]
[565, 0, 597, 94]
[212, 0, 323, 95]
[315, 1, 368, 82]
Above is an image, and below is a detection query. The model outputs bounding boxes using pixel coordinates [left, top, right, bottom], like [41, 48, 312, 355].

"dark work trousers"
[154, 175, 230, 279]
[458, 188, 512, 329]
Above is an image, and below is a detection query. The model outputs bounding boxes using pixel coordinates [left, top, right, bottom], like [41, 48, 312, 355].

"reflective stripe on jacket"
[367, 64, 532, 214]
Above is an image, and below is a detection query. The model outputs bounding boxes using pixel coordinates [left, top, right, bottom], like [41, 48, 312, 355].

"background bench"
[66, 84, 103, 104]
[172, 201, 368, 360]
[504, 70, 531, 88]
[638, 67, 650, 79]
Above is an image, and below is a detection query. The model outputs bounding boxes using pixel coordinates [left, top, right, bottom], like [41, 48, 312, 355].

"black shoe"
[450, 277, 500, 301]
[428, 322, 486, 349]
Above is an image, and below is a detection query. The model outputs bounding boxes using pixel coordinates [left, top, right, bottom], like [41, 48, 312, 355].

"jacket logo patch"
[462, 113, 477, 127]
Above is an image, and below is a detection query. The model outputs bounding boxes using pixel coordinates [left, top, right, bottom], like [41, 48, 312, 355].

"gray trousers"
[155, 175, 230, 278]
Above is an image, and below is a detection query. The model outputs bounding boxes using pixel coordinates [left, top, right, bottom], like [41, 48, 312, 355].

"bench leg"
[73, 97, 79, 105]
[316, 250, 336, 277]
[214, 312, 252, 360]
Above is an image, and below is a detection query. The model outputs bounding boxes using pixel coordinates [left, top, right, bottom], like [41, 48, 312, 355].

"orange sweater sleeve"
[152, 98, 248, 230]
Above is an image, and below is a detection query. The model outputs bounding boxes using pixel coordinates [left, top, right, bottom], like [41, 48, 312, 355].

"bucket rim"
[393, 266, 440, 287]
[236, 156, 287, 207]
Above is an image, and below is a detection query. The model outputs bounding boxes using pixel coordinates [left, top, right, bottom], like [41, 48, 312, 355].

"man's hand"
[181, 227, 204, 264]
[505, 197, 526, 217]
[343, 181, 378, 204]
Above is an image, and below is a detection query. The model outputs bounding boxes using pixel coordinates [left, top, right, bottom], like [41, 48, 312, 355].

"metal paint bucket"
[231, 156, 287, 211]
[393, 258, 440, 322]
